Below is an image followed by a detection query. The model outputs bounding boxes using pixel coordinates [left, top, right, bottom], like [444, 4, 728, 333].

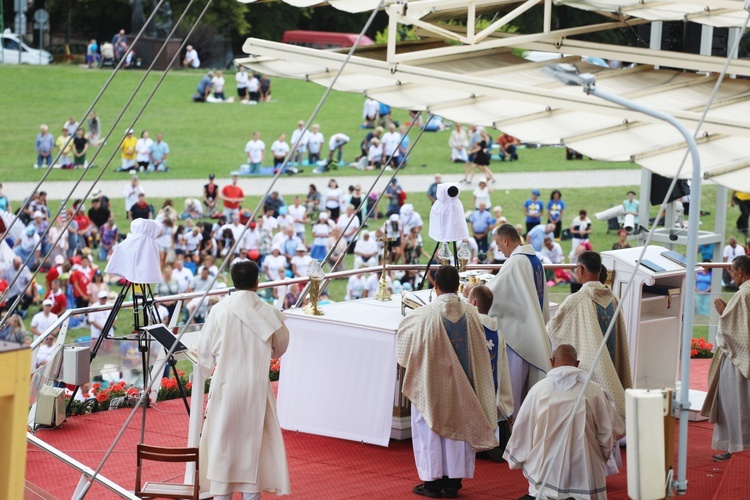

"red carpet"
[26, 370, 732, 499]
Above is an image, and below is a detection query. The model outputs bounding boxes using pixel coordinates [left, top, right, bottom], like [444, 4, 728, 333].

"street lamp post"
[543, 64, 701, 496]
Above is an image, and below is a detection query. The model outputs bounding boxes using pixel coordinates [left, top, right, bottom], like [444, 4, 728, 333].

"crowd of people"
[193, 67, 272, 104]
[33, 113, 104, 169]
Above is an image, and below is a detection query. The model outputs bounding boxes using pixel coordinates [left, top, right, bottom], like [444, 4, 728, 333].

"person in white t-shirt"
[290, 120, 310, 166]
[30, 299, 59, 339]
[247, 73, 260, 102]
[183, 45, 200, 68]
[271, 134, 291, 172]
[362, 98, 379, 128]
[381, 123, 402, 167]
[135, 131, 154, 172]
[354, 231, 379, 268]
[472, 179, 492, 209]
[88, 291, 111, 345]
[345, 273, 367, 301]
[263, 245, 288, 298]
[211, 70, 226, 100]
[367, 138, 384, 170]
[245, 131, 265, 174]
[172, 257, 195, 293]
[291, 244, 313, 278]
[337, 204, 360, 247]
[235, 66, 249, 101]
[328, 133, 350, 166]
[184, 226, 204, 260]
[280, 198, 304, 242]
[306, 124, 325, 165]
[35, 334, 58, 367]
[123, 176, 144, 215]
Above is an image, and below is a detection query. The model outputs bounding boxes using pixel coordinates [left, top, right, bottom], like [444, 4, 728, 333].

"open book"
[401, 291, 427, 313]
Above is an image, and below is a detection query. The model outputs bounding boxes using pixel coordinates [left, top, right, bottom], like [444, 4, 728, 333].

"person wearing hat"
[44, 279, 68, 316]
[384, 213, 403, 264]
[119, 129, 137, 172]
[263, 245, 287, 298]
[203, 173, 219, 217]
[88, 291, 111, 347]
[290, 244, 312, 278]
[30, 298, 59, 340]
[524, 189, 544, 233]
[14, 224, 41, 269]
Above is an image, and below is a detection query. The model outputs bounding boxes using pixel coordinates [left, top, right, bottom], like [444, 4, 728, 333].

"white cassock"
[197, 290, 291, 496]
[701, 280, 750, 453]
[487, 244, 551, 413]
[504, 366, 613, 500]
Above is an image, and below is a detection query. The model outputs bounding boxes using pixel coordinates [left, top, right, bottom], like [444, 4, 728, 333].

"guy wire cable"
[295, 112, 434, 308]
[0, 0, 170, 245]
[76, 3, 385, 496]
[0, 0, 206, 328]
[535, 11, 750, 498]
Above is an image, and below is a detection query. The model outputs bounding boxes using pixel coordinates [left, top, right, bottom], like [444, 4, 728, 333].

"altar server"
[547, 251, 631, 424]
[396, 265, 497, 498]
[504, 344, 614, 500]
[486, 223, 551, 412]
[702, 255, 750, 460]
[197, 261, 291, 499]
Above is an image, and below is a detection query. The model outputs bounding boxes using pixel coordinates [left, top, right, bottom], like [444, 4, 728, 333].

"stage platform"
[25, 360, 741, 499]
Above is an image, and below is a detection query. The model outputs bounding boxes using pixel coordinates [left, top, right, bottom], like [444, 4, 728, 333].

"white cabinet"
[601, 246, 686, 390]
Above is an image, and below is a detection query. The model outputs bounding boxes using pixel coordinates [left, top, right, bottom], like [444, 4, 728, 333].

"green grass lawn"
[0, 64, 635, 181]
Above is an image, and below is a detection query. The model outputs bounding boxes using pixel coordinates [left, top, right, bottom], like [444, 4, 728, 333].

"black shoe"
[443, 488, 459, 498]
[713, 452, 732, 461]
[412, 483, 442, 498]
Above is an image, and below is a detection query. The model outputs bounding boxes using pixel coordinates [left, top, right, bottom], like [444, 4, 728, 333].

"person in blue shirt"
[546, 189, 565, 239]
[469, 203, 493, 252]
[149, 133, 170, 171]
[35, 125, 56, 168]
[526, 223, 556, 253]
[193, 72, 213, 102]
[524, 189, 544, 233]
[622, 191, 639, 227]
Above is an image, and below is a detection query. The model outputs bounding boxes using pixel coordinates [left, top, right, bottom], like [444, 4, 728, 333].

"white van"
[0, 29, 52, 65]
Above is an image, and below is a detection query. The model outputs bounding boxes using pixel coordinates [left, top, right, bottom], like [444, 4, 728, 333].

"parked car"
[0, 29, 52, 65]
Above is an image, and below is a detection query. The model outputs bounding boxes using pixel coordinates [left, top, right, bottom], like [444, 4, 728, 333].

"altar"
[277, 291, 427, 447]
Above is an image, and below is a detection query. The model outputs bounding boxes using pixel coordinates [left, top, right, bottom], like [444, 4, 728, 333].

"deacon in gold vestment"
[396, 266, 498, 498]
[701, 255, 750, 461]
[546, 251, 631, 426]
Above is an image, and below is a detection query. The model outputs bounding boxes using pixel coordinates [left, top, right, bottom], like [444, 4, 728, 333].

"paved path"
[3, 169, 641, 201]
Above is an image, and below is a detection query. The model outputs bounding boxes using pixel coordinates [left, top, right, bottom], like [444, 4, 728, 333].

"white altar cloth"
[278, 292, 422, 446]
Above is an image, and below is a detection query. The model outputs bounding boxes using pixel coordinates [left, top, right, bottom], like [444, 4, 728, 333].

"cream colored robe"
[701, 281, 750, 429]
[546, 281, 632, 425]
[503, 366, 613, 500]
[487, 244, 552, 385]
[478, 313, 514, 419]
[396, 294, 498, 451]
[197, 290, 291, 496]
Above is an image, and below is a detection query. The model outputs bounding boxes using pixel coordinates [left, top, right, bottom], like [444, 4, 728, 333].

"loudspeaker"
[62, 346, 90, 386]
[35, 386, 66, 427]
[650, 173, 690, 206]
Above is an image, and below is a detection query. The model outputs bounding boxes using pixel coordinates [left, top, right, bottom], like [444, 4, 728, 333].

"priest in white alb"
[397, 265, 498, 498]
[197, 261, 291, 499]
[504, 344, 614, 500]
[701, 254, 750, 461]
[546, 251, 631, 429]
[486, 223, 551, 413]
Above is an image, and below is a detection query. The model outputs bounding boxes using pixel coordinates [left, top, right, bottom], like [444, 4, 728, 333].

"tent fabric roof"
[239, 0, 750, 28]
[237, 38, 750, 189]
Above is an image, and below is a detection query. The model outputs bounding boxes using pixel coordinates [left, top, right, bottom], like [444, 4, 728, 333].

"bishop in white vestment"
[197, 261, 291, 499]
[504, 344, 613, 500]
[487, 224, 551, 413]
[397, 266, 497, 498]
[701, 255, 750, 460]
